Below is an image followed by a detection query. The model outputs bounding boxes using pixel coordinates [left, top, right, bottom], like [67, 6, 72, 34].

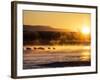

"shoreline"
[23, 61, 91, 69]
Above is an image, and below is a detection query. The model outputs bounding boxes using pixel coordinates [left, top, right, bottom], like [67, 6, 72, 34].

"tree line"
[23, 31, 90, 45]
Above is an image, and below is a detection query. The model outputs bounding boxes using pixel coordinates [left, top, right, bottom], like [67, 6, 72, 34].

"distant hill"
[23, 25, 90, 45]
[23, 25, 69, 32]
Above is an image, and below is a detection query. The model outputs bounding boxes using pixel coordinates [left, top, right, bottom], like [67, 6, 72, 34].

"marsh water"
[23, 45, 91, 69]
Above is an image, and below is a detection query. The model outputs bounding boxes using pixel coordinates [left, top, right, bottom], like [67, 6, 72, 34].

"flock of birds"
[24, 46, 56, 51]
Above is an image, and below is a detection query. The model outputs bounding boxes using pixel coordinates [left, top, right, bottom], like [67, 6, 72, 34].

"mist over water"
[23, 45, 90, 69]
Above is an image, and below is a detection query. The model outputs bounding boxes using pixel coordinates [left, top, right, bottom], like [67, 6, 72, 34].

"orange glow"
[81, 27, 90, 35]
[23, 11, 91, 32]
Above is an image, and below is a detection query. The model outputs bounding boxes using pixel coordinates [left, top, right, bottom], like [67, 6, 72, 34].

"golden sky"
[23, 10, 91, 32]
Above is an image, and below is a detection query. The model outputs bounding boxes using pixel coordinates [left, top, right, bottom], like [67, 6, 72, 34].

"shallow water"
[23, 45, 91, 69]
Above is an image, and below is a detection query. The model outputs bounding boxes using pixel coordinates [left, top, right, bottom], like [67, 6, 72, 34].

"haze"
[23, 10, 91, 32]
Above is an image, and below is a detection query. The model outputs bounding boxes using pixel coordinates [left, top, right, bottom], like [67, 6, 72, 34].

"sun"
[81, 27, 90, 35]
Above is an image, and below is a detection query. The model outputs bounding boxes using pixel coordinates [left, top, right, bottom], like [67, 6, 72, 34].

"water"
[23, 45, 91, 69]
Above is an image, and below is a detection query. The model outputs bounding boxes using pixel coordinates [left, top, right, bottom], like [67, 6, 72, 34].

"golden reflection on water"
[81, 51, 90, 61]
